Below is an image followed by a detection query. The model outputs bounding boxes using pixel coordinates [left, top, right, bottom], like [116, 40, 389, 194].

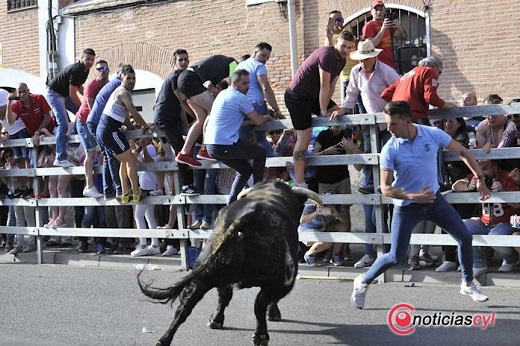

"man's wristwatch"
[476, 173, 486, 181]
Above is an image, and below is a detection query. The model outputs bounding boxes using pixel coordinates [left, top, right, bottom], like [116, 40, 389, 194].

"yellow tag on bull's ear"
[228, 61, 238, 78]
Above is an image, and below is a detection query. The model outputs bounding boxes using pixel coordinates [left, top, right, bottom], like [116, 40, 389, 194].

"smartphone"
[327, 17, 335, 32]
[8, 96, 20, 101]
[316, 206, 332, 216]
[385, 12, 398, 21]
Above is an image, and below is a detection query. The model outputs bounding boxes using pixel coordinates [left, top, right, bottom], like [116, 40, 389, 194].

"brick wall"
[0, 0, 40, 75]
[2, 0, 520, 105]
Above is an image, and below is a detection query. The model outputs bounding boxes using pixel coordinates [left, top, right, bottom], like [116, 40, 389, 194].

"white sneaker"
[351, 274, 369, 309]
[200, 221, 211, 230]
[157, 224, 172, 229]
[473, 266, 488, 277]
[8, 246, 23, 255]
[147, 245, 161, 256]
[460, 282, 488, 302]
[53, 158, 73, 167]
[498, 260, 516, 272]
[436, 260, 458, 272]
[354, 255, 375, 269]
[131, 246, 149, 257]
[162, 245, 178, 256]
[83, 186, 103, 198]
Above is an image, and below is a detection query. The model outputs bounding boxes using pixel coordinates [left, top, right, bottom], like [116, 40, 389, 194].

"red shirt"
[10, 94, 54, 135]
[76, 79, 104, 123]
[381, 66, 445, 121]
[467, 170, 520, 225]
[362, 20, 395, 68]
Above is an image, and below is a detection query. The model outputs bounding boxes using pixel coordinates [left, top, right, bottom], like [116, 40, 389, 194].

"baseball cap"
[372, 0, 385, 8]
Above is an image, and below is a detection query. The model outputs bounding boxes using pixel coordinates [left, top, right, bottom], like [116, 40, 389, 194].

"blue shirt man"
[205, 69, 272, 203]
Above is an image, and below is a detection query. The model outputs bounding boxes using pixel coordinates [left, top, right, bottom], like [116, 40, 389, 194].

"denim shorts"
[76, 120, 97, 152]
[10, 128, 30, 159]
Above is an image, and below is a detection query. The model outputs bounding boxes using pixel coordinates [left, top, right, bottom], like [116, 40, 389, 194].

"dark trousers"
[157, 121, 193, 187]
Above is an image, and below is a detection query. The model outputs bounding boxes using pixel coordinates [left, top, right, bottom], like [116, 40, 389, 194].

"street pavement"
[0, 263, 518, 346]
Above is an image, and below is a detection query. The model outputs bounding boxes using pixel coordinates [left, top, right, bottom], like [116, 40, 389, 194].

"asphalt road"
[1, 263, 518, 346]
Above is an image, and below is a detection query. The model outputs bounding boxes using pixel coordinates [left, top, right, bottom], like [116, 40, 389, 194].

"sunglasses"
[512, 114, 520, 119]
[269, 130, 283, 135]
[96, 66, 109, 71]
[335, 17, 344, 22]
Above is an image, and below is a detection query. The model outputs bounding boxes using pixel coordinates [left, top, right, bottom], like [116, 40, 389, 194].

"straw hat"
[350, 39, 383, 60]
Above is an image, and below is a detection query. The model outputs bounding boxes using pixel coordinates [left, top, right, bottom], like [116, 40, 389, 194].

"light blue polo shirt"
[236, 57, 267, 103]
[204, 87, 255, 145]
[380, 125, 452, 206]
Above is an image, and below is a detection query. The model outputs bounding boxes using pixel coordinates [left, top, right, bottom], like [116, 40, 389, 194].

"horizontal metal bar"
[35, 195, 186, 206]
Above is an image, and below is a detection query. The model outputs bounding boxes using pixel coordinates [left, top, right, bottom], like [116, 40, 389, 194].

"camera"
[385, 12, 398, 21]
[334, 142, 346, 154]
[8, 96, 20, 101]
[316, 206, 331, 216]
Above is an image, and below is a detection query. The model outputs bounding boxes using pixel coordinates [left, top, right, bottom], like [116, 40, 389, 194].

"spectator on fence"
[298, 192, 349, 266]
[47, 48, 95, 168]
[459, 92, 482, 132]
[175, 55, 238, 167]
[236, 42, 285, 156]
[435, 117, 477, 272]
[130, 138, 161, 257]
[475, 94, 517, 153]
[76, 60, 110, 199]
[266, 128, 290, 181]
[154, 49, 201, 196]
[362, 0, 407, 69]
[351, 101, 491, 309]
[96, 66, 151, 203]
[381, 56, 456, 125]
[205, 69, 273, 203]
[284, 30, 356, 189]
[452, 159, 519, 274]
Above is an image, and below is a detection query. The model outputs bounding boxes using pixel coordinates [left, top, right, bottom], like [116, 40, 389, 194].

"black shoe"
[22, 187, 34, 198]
[13, 188, 24, 198]
[46, 240, 60, 247]
[180, 184, 201, 196]
[78, 241, 88, 253]
[358, 186, 375, 194]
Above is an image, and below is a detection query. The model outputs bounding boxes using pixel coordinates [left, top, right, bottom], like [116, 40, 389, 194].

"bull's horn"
[292, 187, 323, 205]
[237, 187, 252, 200]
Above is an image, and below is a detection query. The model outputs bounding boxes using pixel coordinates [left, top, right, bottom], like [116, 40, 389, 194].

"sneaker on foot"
[147, 245, 161, 256]
[4, 243, 14, 252]
[354, 254, 375, 269]
[473, 266, 488, 277]
[460, 282, 488, 302]
[180, 184, 201, 196]
[200, 221, 211, 230]
[419, 252, 435, 267]
[22, 187, 34, 198]
[303, 251, 317, 267]
[162, 245, 178, 256]
[9, 246, 23, 255]
[498, 260, 517, 272]
[189, 221, 201, 229]
[196, 149, 217, 161]
[351, 274, 369, 309]
[131, 246, 149, 257]
[83, 186, 103, 198]
[149, 189, 164, 196]
[53, 158, 74, 168]
[408, 255, 421, 270]
[175, 152, 202, 168]
[96, 244, 106, 255]
[330, 254, 342, 267]
[436, 260, 458, 272]
[23, 245, 36, 253]
[157, 224, 173, 229]
[133, 189, 143, 203]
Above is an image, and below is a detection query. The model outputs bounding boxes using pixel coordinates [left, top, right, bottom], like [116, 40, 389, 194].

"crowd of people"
[0, 1, 519, 307]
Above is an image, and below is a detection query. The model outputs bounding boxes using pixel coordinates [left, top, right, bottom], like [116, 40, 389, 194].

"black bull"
[138, 181, 322, 346]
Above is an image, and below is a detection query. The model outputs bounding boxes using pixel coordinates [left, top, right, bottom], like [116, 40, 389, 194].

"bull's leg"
[157, 281, 210, 346]
[207, 285, 233, 329]
[252, 290, 271, 346]
[267, 301, 281, 322]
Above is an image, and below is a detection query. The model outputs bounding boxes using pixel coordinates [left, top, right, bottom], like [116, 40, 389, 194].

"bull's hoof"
[252, 333, 269, 346]
[207, 318, 224, 329]
[267, 314, 282, 322]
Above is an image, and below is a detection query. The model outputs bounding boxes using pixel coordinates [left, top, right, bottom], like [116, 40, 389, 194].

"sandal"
[133, 189, 143, 203]
[119, 191, 132, 204]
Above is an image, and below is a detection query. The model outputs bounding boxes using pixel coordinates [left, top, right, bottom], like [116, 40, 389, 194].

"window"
[345, 6, 428, 75]
[7, 0, 38, 11]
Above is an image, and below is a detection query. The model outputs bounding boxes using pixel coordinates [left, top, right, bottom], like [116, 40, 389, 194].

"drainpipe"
[287, 0, 298, 76]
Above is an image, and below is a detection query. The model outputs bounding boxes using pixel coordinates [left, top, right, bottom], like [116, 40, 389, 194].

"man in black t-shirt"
[47, 48, 95, 167]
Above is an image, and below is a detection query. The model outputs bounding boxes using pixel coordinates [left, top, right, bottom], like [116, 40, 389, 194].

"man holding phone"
[362, 0, 407, 69]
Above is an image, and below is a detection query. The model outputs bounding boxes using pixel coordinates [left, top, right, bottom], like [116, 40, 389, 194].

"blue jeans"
[76, 120, 97, 152]
[363, 204, 390, 255]
[464, 219, 519, 268]
[46, 89, 79, 161]
[5, 206, 16, 244]
[193, 163, 217, 223]
[363, 192, 475, 283]
[238, 102, 273, 157]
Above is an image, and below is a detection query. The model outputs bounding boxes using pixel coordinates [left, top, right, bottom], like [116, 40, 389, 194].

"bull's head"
[237, 182, 322, 206]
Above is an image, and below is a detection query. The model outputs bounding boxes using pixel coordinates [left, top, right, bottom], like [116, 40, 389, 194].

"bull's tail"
[137, 266, 204, 305]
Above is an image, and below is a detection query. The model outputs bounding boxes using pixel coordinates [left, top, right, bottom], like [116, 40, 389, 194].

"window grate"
[7, 0, 38, 11]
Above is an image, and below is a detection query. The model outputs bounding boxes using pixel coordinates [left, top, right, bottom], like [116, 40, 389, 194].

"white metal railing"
[1, 103, 520, 271]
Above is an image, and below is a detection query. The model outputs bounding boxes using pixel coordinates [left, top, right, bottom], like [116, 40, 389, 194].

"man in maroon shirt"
[362, 0, 407, 69]
[381, 56, 455, 124]
[284, 30, 356, 188]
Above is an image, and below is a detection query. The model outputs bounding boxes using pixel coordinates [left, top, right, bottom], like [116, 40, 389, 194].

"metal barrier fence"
[2, 103, 520, 274]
